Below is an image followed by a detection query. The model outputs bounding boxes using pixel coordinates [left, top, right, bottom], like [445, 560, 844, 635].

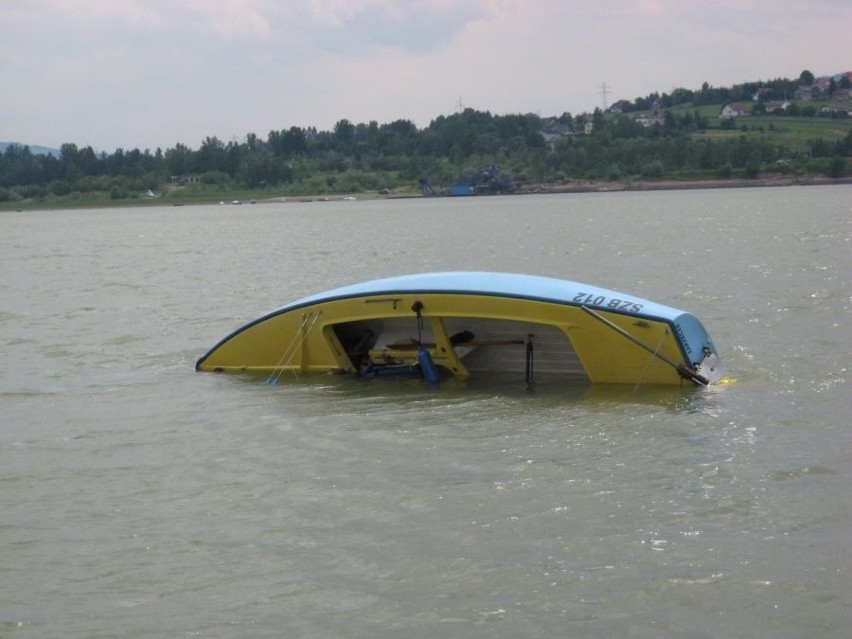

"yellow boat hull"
[196, 273, 725, 386]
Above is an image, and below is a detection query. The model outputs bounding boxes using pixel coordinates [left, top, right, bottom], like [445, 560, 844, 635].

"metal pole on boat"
[525, 334, 535, 387]
[411, 300, 440, 385]
[580, 305, 709, 386]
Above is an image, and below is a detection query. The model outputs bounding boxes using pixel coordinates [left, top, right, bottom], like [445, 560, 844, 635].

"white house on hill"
[720, 103, 749, 118]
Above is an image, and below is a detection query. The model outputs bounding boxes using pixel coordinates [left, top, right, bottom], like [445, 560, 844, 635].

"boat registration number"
[572, 292, 643, 313]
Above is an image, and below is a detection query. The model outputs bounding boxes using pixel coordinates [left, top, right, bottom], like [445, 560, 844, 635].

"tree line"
[1, 73, 850, 203]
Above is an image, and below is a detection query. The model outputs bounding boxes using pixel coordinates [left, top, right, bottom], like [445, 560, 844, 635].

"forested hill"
[2, 69, 850, 207]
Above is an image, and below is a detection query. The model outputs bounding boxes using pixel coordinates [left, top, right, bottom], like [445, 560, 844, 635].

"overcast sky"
[1, 0, 848, 152]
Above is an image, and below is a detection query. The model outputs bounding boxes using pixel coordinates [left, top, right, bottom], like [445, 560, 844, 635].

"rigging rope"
[265, 311, 322, 384]
[634, 329, 668, 391]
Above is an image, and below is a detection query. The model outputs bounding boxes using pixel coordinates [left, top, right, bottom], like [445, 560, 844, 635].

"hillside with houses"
[537, 70, 852, 141]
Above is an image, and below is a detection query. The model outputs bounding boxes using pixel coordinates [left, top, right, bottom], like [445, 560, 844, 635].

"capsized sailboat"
[195, 272, 726, 386]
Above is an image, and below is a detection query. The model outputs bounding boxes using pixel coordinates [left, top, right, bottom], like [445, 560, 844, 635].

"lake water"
[2, 186, 850, 638]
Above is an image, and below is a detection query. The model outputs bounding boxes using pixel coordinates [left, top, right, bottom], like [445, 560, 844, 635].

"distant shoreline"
[272, 176, 852, 203]
[285, 175, 852, 203]
[513, 175, 852, 195]
[4, 175, 850, 211]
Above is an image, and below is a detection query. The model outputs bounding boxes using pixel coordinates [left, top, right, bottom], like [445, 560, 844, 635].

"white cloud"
[183, 0, 275, 39]
[303, 0, 489, 55]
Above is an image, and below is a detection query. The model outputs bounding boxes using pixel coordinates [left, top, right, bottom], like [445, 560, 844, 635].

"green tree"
[197, 136, 227, 173]
[60, 143, 82, 181]
[165, 143, 192, 176]
[333, 119, 356, 153]
[283, 127, 308, 156]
